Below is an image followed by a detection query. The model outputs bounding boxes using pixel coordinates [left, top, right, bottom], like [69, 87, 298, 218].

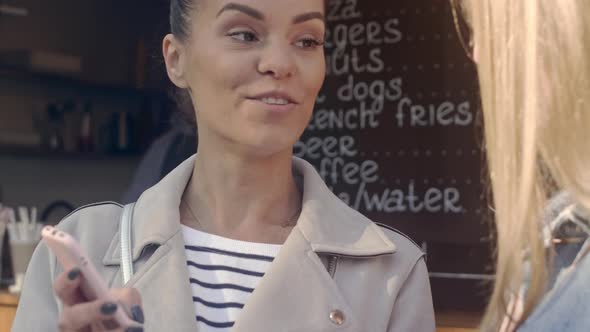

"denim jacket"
[518, 238, 590, 331]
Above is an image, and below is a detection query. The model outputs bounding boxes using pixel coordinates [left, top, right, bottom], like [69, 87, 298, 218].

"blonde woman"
[452, 0, 590, 330]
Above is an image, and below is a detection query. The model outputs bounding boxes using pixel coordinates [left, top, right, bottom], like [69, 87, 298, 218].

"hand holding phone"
[42, 225, 144, 331]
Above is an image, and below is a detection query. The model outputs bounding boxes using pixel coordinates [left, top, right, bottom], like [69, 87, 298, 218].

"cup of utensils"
[0, 205, 43, 294]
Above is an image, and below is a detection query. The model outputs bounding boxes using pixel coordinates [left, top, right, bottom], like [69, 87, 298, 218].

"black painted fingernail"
[100, 302, 118, 315]
[131, 305, 144, 324]
[126, 327, 144, 332]
[67, 268, 80, 280]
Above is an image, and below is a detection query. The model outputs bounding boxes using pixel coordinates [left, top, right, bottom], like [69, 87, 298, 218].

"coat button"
[329, 310, 345, 325]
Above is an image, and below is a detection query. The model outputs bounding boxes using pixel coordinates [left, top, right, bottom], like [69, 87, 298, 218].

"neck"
[182, 144, 301, 243]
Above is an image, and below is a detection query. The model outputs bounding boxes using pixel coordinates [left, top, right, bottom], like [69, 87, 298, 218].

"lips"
[250, 91, 299, 106]
[259, 96, 290, 105]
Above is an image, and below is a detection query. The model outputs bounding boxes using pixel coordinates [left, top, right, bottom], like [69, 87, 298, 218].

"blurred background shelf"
[0, 146, 142, 161]
[0, 65, 166, 98]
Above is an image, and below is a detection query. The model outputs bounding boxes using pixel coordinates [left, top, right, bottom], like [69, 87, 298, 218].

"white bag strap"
[120, 203, 135, 284]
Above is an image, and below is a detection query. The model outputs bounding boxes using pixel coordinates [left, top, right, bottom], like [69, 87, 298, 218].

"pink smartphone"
[41, 225, 143, 330]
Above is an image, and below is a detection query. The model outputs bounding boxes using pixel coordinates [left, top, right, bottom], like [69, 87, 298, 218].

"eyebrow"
[217, 3, 325, 25]
[217, 3, 264, 20]
[293, 12, 325, 25]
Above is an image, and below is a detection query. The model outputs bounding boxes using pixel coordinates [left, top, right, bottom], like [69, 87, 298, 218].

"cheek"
[212, 55, 254, 92]
[301, 56, 326, 99]
[187, 43, 253, 105]
[190, 52, 240, 93]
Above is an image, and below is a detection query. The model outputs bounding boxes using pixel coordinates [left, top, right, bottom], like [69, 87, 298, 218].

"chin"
[242, 127, 302, 157]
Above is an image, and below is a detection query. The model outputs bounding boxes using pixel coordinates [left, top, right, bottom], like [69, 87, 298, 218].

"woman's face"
[178, 0, 326, 156]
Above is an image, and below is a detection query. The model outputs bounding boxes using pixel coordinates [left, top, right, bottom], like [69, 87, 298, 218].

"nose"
[257, 40, 296, 80]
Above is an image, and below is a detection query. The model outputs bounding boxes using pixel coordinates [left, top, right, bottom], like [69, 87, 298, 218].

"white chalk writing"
[395, 97, 473, 127]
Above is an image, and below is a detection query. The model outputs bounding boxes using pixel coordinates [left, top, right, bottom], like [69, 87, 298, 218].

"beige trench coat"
[13, 156, 435, 332]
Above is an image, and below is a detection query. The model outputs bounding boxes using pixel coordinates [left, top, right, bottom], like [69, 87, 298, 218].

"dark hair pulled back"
[169, 0, 196, 125]
[170, 0, 194, 42]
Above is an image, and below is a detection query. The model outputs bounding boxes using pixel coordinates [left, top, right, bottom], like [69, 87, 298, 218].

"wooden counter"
[0, 291, 18, 332]
[436, 310, 481, 332]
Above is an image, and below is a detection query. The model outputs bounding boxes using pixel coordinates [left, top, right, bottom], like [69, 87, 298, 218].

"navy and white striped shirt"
[181, 225, 282, 330]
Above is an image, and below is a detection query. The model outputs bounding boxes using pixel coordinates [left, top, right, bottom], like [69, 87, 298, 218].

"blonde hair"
[460, 0, 590, 330]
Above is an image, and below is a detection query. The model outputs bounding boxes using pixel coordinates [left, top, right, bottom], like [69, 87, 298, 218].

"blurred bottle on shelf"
[43, 103, 64, 151]
[78, 101, 94, 152]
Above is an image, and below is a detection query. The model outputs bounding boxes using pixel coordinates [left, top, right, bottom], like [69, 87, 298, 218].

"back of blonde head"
[461, 0, 590, 330]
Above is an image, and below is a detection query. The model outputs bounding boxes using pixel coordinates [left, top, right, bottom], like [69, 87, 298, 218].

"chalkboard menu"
[296, 0, 492, 310]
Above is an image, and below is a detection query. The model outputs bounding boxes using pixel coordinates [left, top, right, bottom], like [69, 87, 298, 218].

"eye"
[295, 38, 324, 49]
[228, 30, 259, 43]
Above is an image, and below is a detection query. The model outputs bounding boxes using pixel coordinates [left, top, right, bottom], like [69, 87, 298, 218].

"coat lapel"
[233, 158, 396, 332]
[103, 156, 199, 331]
[232, 228, 359, 332]
[126, 232, 198, 331]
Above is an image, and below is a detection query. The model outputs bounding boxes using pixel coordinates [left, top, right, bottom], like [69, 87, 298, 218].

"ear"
[163, 34, 189, 88]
